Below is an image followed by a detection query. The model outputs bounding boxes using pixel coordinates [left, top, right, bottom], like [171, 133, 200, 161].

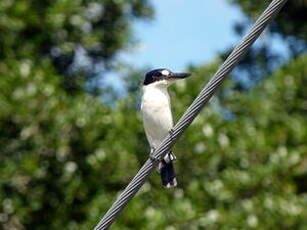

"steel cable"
[93, 0, 288, 229]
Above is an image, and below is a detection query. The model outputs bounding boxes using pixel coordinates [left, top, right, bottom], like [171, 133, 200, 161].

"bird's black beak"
[168, 72, 191, 80]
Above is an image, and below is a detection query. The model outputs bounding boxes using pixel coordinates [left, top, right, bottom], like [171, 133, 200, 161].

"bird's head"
[143, 68, 191, 88]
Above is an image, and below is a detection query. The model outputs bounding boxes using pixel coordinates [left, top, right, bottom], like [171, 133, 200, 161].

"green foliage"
[1, 54, 306, 229]
[0, 0, 153, 92]
[0, 59, 148, 229]
[226, 0, 306, 89]
[229, 0, 307, 41]
[1, 1, 306, 230]
[141, 55, 307, 230]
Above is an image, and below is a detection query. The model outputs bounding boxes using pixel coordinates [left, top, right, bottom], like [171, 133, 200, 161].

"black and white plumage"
[141, 68, 191, 188]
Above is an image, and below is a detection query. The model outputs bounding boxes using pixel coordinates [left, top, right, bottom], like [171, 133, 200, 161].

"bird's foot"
[169, 128, 175, 141]
[169, 151, 177, 162]
[164, 151, 177, 163]
[149, 148, 160, 162]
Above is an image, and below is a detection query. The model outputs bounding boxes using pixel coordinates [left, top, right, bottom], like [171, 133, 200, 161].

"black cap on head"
[144, 68, 169, 85]
[143, 68, 191, 85]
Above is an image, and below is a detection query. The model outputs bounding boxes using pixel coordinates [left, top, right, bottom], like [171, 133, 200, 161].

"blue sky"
[123, 0, 244, 71]
[104, 0, 244, 91]
[104, 0, 288, 92]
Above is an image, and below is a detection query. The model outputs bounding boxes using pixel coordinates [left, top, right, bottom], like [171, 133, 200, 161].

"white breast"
[141, 84, 173, 149]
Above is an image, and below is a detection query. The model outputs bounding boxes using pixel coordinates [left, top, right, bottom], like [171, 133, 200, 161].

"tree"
[1, 1, 306, 229]
[223, 0, 306, 89]
[1, 55, 306, 230]
[230, 0, 307, 41]
[0, 57, 148, 229]
[0, 0, 153, 93]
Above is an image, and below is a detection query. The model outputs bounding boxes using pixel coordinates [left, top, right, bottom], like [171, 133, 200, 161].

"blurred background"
[0, 0, 306, 229]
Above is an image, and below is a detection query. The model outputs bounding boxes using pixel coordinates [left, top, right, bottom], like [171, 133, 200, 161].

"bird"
[141, 68, 191, 188]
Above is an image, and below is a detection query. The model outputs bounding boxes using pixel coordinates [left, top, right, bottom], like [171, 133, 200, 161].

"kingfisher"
[141, 68, 191, 188]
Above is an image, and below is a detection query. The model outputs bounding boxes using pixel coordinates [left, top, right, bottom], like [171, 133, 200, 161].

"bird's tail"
[159, 152, 177, 188]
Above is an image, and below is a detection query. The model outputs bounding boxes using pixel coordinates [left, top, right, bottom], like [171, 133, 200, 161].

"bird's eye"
[155, 72, 162, 77]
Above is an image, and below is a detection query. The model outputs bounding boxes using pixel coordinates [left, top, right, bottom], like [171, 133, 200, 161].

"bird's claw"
[149, 148, 160, 162]
[169, 151, 177, 162]
[169, 128, 175, 139]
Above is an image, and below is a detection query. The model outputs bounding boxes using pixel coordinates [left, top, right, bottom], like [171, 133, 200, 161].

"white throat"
[142, 80, 170, 98]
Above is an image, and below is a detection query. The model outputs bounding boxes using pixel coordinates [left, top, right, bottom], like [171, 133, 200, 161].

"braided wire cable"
[94, 0, 288, 229]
